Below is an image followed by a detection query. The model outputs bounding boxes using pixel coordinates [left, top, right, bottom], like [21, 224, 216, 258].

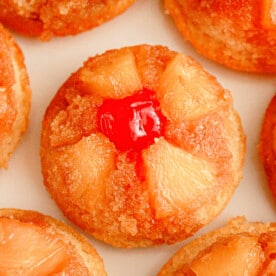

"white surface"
[0, 1, 275, 275]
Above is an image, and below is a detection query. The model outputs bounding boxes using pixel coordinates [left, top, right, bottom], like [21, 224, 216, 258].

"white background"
[0, 1, 275, 275]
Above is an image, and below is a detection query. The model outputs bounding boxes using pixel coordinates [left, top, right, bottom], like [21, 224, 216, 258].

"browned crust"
[0, 208, 107, 275]
[164, 0, 276, 73]
[158, 217, 276, 275]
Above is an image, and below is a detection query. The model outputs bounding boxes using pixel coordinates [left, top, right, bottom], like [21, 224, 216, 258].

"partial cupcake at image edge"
[259, 93, 276, 198]
[40, 44, 246, 248]
[164, 0, 276, 73]
[158, 216, 276, 275]
[0, 208, 107, 275]
[0, 23, 31, 169]
[0, 0, 136, 40]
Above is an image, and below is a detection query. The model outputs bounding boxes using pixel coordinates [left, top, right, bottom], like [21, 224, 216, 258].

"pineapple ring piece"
[0, 208, 107, 275]
[158, 217, 276, 276]
[0, 24, 31, 169]
[259, 94, 276, 198]
[40, 44, 245, 248]
[0, 0, 135, 40]
[164, 0, 276, 73]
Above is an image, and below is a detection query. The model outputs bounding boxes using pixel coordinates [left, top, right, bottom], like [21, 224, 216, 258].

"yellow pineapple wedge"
[80, 49, 142, 99]
[187, 235, 263, 275]
[0, 218, 75, 274]
[55, 133, 115, 207]
[158, 54, 229, 121]
[142, 137, 215, 219]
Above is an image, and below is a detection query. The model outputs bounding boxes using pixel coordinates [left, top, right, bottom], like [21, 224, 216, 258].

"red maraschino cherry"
[97, 88, 166, 151]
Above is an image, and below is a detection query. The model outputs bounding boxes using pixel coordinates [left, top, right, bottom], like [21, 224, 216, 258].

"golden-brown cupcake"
[0, 24, 31, 168]
[0, 0, 136, 40]
[0, 208, 107, 275]
[164, 0, 276, 73]
[40, 44, 245, 248]
[259, 93, 276, 197]
[158, 217, 276, 275]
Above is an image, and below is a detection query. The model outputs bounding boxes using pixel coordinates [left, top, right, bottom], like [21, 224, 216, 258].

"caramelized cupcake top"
[41, 45, 245, 247]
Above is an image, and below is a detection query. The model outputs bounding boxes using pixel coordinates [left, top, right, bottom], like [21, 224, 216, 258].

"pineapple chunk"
[188, 235, 263, 275]
[0, 218, 84, 274]
[142, 138, 215, 219]
[158, 54, 228, 121]
[80, 49, 142, 99]
[57, 133, 115, 207]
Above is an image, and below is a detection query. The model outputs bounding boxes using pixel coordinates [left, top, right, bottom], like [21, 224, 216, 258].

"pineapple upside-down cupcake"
[259, 94, 276, 197]
[164, 0, 276, 73]
[0, 24, 31, 168]
[0, 0, 135, 40]
[0, 208, 106, 275]
[40, 44, 245, 248]
[158, 217, 276, 275]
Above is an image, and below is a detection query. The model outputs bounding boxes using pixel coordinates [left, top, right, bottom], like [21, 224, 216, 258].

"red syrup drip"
[97, 88, 166, 152]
